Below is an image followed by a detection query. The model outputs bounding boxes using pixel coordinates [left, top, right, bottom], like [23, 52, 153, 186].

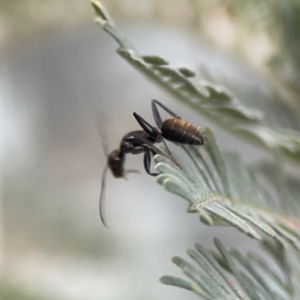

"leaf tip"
[142, 55, 169, 66]
[91, 0, 109, 23]
[159, 276, 168, 284]
[178, 67, 196, 78]
[171, 256, 182, 266]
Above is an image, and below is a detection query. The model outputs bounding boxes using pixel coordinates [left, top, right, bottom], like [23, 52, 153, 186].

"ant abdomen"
[161, 118, 204, 145]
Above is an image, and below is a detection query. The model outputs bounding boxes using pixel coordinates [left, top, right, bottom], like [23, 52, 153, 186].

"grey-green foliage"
[161, 238, 300, 300]
[92, 0, 300, 164]
[90, 0, 300, 226]
[154, 127, 300, 244]
[155, 134, 300, 298]
[91, 1, 300, 299]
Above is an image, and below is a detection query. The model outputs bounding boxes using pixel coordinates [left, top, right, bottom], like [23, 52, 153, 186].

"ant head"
[108, 149, 125, 178]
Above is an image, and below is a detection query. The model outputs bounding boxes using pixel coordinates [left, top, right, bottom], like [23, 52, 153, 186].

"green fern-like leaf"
[161, 238, 300, 299]
[91, 2, 300, 299]
[154, 125, 300, 246]
[91, 1, 300, 164]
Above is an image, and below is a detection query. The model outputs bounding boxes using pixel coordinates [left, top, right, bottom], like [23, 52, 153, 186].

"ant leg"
[161, 138, 173, 157]
[160, 139, 182, 168]
[138, 136, 165, 156]
[133, 112, 160, 139]
[151, 100, 163, 128]
[139, 136, 182, 169]
[138, 132, 172, 158]
[151, 100, 181, 129]
[124, 169, 140, 175]
[144, 148, 159, 176]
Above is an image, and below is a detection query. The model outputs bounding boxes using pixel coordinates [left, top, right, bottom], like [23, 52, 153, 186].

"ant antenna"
[99, 165, 109, 228]
[95, 115, 110, 228]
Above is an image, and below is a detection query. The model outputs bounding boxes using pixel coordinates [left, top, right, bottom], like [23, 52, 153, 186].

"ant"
[100, 100, 204, 228]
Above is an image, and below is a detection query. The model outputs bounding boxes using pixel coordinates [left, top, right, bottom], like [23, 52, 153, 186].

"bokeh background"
[1, 1, 276, 299]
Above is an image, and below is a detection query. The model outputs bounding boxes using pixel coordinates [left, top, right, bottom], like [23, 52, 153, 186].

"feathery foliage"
[154, 129, 300, 244]
[153, 127, 300, 297]
[161, 238, 300, 299]
[91, 1, 300, 164]
[91, 1, 300, 299]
